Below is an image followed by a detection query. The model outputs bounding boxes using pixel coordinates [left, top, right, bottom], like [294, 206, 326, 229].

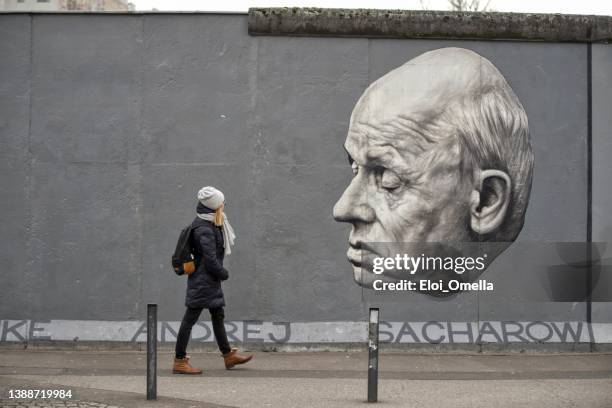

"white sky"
[135, 0, 612, 15]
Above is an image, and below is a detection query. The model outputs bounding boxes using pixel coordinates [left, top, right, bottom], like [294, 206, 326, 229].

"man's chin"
[351, 264, 406, 288]
[352, 264, 378, 288]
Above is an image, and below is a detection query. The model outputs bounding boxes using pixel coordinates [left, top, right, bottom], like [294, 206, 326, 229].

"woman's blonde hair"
[214, 205, 224, 226]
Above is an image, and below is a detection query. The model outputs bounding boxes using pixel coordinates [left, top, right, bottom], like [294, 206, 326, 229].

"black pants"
[175, 306, 231, 358]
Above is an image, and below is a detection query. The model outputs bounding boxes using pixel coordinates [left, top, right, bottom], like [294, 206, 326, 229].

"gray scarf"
[196, 212, 236, 256]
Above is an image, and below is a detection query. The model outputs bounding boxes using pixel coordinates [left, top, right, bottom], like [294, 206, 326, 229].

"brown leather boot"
[173, 356, 202, 375]
[223, 348, 253, 369]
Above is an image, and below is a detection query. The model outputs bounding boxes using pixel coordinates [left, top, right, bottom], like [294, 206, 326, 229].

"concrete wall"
[0, 13, 610, 347]
[593, 43, 612, 327]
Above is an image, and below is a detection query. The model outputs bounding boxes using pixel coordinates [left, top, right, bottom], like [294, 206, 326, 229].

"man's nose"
[333, 177, 375, 224]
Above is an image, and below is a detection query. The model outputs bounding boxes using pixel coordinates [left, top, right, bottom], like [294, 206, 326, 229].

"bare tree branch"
[449, 0, 492, 11]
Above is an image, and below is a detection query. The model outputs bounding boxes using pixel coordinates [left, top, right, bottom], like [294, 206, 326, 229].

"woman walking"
[173, 186, 253, 374]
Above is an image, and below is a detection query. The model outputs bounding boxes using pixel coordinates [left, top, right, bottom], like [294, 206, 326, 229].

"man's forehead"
[345, 105, 444, 159]
[345, 120, 429, 169]
[344, 125, 462, 183]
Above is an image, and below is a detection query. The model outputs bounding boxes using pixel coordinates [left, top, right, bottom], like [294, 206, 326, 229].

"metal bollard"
[367, 308, 379, 403]
[147, 304, 157, 400]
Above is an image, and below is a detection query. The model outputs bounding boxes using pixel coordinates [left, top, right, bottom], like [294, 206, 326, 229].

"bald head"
[343, 47, 533, 242]
[352, 48, 508, 129]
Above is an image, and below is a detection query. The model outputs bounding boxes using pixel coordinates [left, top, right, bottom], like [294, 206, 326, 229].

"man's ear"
[469, 170, 512, 235]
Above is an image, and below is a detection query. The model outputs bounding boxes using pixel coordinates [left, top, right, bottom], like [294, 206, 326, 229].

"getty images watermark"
[356, 242, 503, 297]
[371, 253, 492, 293]
[357, 242, 612, 300]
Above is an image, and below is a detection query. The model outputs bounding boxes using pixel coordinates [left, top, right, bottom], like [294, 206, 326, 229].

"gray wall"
[593, 43, 612, 324]
[0, 14, 609, 337]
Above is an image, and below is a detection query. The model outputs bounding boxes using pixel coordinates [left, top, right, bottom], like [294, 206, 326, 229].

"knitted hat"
[197, 186, 225, 210]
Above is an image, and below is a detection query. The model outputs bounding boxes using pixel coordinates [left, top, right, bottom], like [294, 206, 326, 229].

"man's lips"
[346, 245, 362, 265]
[346, 241, 381, 267]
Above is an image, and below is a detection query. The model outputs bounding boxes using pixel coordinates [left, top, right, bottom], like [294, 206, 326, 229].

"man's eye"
[381, 169, 401, 190]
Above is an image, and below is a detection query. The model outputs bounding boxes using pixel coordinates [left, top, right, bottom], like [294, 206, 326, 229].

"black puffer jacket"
[185, 205, 229, 309]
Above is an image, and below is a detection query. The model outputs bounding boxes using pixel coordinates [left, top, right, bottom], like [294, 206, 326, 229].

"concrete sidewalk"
[0, 350, 611, 407]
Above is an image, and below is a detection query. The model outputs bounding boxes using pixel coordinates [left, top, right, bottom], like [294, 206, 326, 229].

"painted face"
[334, 48, 531, 289]
[333, 117, 475, 285]
[332, 49, 483, 286]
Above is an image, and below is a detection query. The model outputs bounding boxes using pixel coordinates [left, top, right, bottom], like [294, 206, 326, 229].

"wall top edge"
[248, 8, 612, 43]
[1, 8, 611, 43]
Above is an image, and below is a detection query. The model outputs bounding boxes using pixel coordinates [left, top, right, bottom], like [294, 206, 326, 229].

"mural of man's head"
[333, 47, 534, 288]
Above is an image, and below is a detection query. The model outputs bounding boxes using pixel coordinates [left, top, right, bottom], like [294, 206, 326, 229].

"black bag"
[171, 224, 196, 276]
